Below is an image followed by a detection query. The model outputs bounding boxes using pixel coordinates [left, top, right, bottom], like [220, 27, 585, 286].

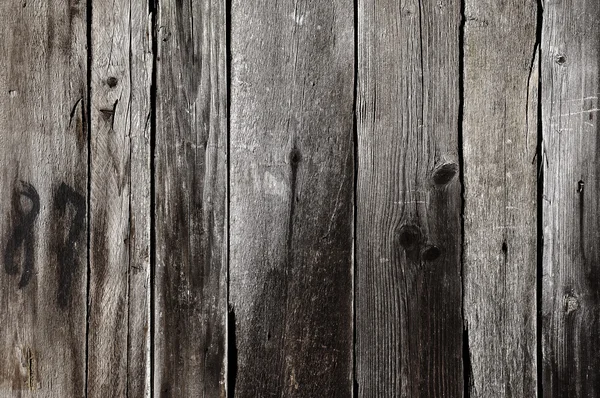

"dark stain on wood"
[52, 182, 85, 309]
[4, 180, 40, 289]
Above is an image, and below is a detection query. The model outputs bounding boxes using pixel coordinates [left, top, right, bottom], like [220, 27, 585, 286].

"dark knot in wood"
[396, 224, 422, 251]
[432, 161, 459, 185]
[106, 76, 118, 88]
[421, 245, 441, 262]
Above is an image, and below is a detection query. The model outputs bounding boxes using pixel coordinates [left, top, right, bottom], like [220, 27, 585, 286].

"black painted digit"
[53, 182, 85, 308]
[4, 181, 40, 288]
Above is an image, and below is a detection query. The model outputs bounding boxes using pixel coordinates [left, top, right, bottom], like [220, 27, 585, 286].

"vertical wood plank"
[229, 0, 354, 396]
[0, 0, 88, 396]
[88, 0, 152, 396]
[542, 0, 600, 396]
[154, 0, 228, 396]
[462, 1, 539, 396]
[355, 0, 463, 396]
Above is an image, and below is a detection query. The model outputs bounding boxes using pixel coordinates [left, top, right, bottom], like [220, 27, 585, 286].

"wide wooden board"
[0, 1, 88, 396]
[355, 0, 464, 395]
[88, 0, 152, 396]
[462, 0, 539, 396]
[541, 0, 600, 396]
[153, 0, 228, 396]
[229, 0, 355, 395]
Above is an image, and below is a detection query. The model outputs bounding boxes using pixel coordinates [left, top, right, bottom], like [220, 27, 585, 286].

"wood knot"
[564, 292, 579, 315]
[106, 76, 118, 88]
[290, 147, 302, 165]
[396, 224, 422, 251]
[432, 161, 459, 185]
[555, 54, 566, 65]
[421, 245, 441, 262]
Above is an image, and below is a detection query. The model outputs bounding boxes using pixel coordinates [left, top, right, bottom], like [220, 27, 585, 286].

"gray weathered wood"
[0, 1, 88, 396]
[355, 0, 464, 396]
[463, 1, 539, 396]
[154, 0, 228, 396]
[229, 1, 354, 396]
[88, 0, 152, 396]
[541, 0, 600, 396]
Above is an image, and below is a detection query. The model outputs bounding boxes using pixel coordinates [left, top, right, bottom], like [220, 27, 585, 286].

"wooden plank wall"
[1, 0, 600, 397]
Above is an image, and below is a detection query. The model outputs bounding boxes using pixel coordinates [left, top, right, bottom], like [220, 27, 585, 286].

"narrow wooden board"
[153, 0, 228, 396]
[0, 1, 88, 396]
[88, 0, 152, 396]
[355, 0, 464, 396]
[541, 0, 600, 396]
[462, 1, 539, 396]
[229, 1, 354, 396]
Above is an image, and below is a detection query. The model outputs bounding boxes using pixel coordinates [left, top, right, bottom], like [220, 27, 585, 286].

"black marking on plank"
[53, 182, 86, 308]
[4, 180, 40, 289]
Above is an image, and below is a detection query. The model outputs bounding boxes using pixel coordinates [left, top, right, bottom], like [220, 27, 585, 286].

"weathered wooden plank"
[541, 0, 600, 396]
[462, 1, 539, 397]
[355, 0, 463, 396]
[229, 1, 354, 396]
[88, 0, 152, 396]
[153, 0, 228, 396]
[0, 1, 88, 396]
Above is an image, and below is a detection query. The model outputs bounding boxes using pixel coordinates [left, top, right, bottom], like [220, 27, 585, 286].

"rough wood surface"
[0, 0, 88, 396]
[88, 0, 152, 396]
[541, 0, 600, 396]
[355, 0, 464, 396]
[462, 1, 539, 397]
[229, 1, 354, 396]
[153, 0, 228, 396]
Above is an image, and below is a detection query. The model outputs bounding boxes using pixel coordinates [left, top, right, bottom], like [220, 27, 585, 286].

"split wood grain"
[0, 1, 88, 396]
[541, 0, 600, 396]
[153, 0, 228, 396]
[355, 0, 464, 396]
[229, 0, 355, 396]
[88, 0, 152, 396]
[462, 1, 539, 397]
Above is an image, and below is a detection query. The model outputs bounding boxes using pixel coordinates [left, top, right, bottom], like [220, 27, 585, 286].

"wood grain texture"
[229, 0, 354, 396]
[355, 0, 463, 396]
[0, 0, 88, 396]
[541, 0, 600, 396]
[153, 0, 228, 396]
[462, 1, 539, 397]
[88, 0, 152, 396]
